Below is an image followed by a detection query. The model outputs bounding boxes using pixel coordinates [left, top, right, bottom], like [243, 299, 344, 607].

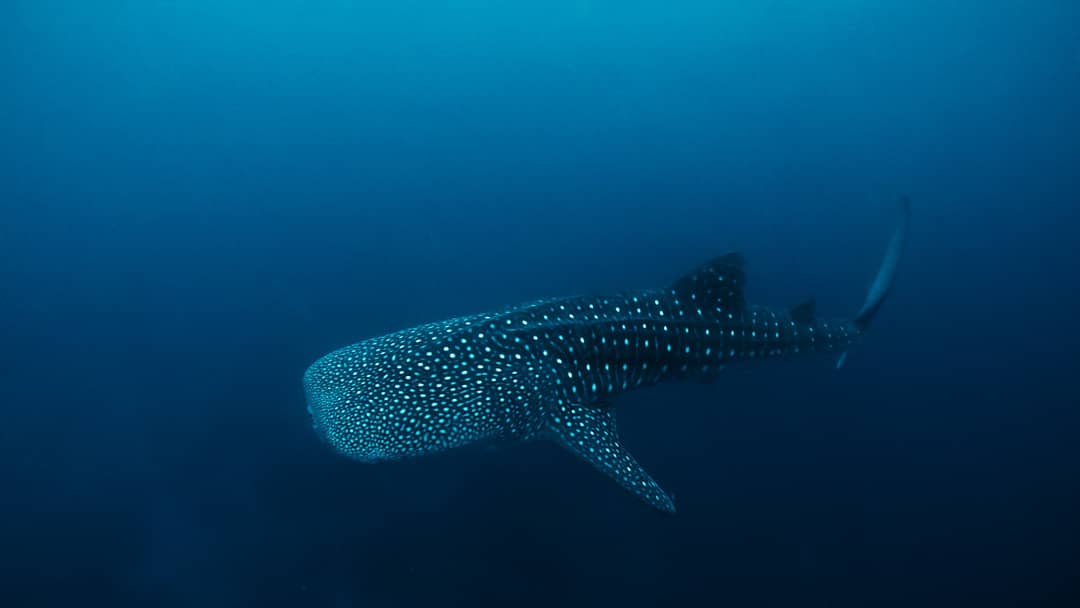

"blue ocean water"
[2, 1, 1079, 606]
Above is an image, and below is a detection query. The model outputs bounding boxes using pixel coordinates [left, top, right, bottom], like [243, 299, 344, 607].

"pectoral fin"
[545, 402, 675, 514]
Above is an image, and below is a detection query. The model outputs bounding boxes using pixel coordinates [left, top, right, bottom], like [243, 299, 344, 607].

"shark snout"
[303, 355, 389, 463]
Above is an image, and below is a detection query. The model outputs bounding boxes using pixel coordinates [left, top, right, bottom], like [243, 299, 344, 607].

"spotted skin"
[306, 251, 879, 514]
[306, 196, 910, 514]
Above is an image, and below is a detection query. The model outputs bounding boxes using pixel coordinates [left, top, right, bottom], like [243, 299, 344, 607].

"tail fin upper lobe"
[853, 197, 911, 332]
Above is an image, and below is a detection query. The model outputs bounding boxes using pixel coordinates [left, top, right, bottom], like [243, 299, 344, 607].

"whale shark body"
[304, 201, 910, 513]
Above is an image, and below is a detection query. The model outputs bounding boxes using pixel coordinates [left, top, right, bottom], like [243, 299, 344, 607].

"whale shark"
[304, 200, 910, 513]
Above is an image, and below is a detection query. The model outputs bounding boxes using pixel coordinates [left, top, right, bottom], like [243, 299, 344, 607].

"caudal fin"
[837, 198, 910, 369]
[853, 197, 910, 332]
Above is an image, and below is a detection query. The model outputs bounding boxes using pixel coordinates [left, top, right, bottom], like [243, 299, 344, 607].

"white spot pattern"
[304, 254, 862, 513]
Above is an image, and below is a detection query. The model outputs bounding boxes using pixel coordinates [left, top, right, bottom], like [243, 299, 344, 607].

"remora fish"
[305, 201, 910, 512]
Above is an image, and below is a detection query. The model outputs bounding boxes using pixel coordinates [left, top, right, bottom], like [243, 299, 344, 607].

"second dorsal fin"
[671, 252, 746, 315]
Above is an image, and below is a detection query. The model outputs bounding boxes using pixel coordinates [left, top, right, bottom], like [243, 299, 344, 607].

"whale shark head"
[303, 320, 513, 464]
[303, 344, 396, 463]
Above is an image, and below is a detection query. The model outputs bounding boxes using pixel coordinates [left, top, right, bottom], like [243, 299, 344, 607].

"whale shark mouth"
[306, 402, 326, 442]
[303, 365, 333, 447]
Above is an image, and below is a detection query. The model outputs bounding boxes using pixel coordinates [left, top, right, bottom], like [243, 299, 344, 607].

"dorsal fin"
[671, 252, 746, 315]
[791, 298, 816, 324]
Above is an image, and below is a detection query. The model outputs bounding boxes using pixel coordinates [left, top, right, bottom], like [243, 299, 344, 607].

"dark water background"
[3, 2, 1079, 606]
